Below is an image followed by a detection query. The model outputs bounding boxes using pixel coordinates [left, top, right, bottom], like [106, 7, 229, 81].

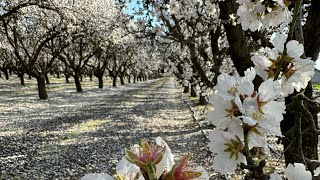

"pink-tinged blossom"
[125, 140, 166, 168]
[164, 154, 209, 180]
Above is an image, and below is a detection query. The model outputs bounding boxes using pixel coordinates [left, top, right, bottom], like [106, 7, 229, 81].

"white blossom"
[284, 163, 312, 180]
[208, 129, 247, 174]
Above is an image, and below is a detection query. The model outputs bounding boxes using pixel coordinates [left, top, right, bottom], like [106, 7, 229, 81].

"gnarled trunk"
[45, 74, 50, 84]
[199, 95, 207, 105]
[190, 85, 197, 97]
[218, 0, 252, 76]
[183, 86, 189, 93]
[112, 76, 117, 87]
[2, 69, 9, 80]
[74, 74, 83, 92]
[128, 75, 131, 83]
[98, 75, 103, 89]
[36, 76, 48, 99]
[120, 75, 125, 85]
[19, 73, 25, 86]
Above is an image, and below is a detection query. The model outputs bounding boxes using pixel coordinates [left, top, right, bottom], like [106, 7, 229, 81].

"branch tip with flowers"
[207, 0, 320, 179]
[81, 137, 208, 180]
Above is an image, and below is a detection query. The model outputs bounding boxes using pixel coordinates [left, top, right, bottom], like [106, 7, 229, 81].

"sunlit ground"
[0, 75, 210, 179]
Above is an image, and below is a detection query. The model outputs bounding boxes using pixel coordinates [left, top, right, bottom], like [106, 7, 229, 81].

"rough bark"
[112, 76, 117, 87]
[1, 68, 9, 80]
[36, 76, 48, 99]
[65, 74, 69, 83]
[190, 85, 197, 97]
[294, 0, 320, 173]
[183, 86, 189, 93]
[74, 74, 83, 92]
[128, 75, 131, 83]
[120, 75, 125, 85]
[279, 0, 320, 175]
[218, 0, 253, 76]
[303, 0, 320, 61]
[45, 74, 50, 84]
[19, 73, 25, 86]
[98, 75, 103, 89]
[188, 43, 214, 88]
[199, 95, 207, 105]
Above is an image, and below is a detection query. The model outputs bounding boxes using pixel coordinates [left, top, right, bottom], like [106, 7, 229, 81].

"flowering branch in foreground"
[81, 137, 208, 180]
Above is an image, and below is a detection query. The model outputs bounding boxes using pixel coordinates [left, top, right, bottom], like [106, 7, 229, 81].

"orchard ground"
[0, 76, 211, 179]
[0, 75, 298, 179]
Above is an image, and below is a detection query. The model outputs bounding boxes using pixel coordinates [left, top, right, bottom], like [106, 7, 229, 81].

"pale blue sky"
[124, 0, 140, 16]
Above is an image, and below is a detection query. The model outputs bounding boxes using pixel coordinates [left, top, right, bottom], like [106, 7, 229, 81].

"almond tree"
[57, 0, 116, 92]
[1, 3, 65, 99]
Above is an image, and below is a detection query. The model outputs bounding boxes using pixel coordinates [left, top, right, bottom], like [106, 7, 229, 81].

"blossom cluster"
[252, 34, 315, 97]
[81, 137, 209, 180]
[236, 0, 292, 31]
[207, 67, 286, 173]
[207, 19, 316, 179]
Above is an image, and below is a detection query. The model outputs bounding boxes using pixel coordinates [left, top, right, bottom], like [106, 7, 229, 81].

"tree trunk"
[281, 0, 320, 173]
[303, 0, 320, 61]
[98, 75, 103, 89]
[74, 74, 83, 92]
[89, 74, 93, 81]
[134, 75, 136, 83]
[45, 74, 50, 84]
[57, 72, 60, 79]
[2, 69, 9, 80]
[28, 75, 32, 80]
[199, 95, 207, 106]
[36, 76, 48, 99]
[128, 75, 131, 83]
[120, 75, 125, 85]
[183, 86, 189, 93]
[80, 76, 83, 82]
[65, 74, 69, 83]
[112, 76, 117, 87]
[218, 0, 253, 76]
[19, 73, 25, 86]
[190, 85, 197, 97]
